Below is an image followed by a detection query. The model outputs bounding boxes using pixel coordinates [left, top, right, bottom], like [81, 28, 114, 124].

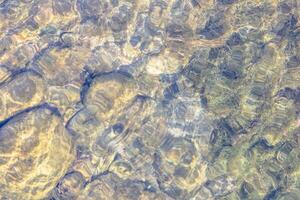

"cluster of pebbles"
[0, 0, 300, 199]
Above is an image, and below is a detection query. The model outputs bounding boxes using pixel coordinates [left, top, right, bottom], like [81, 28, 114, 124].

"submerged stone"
[1, 0, 300, 199]
[0, 105, 74, 200]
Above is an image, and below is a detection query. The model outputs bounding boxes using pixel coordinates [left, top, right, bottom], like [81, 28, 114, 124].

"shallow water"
[0, 0, 300, 199]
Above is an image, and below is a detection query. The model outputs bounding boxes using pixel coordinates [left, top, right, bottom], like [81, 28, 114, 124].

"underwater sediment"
[0, 0, 300, 199]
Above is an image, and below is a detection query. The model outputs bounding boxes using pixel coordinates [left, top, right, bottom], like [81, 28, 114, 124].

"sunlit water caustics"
[0, 0, 300, 199]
